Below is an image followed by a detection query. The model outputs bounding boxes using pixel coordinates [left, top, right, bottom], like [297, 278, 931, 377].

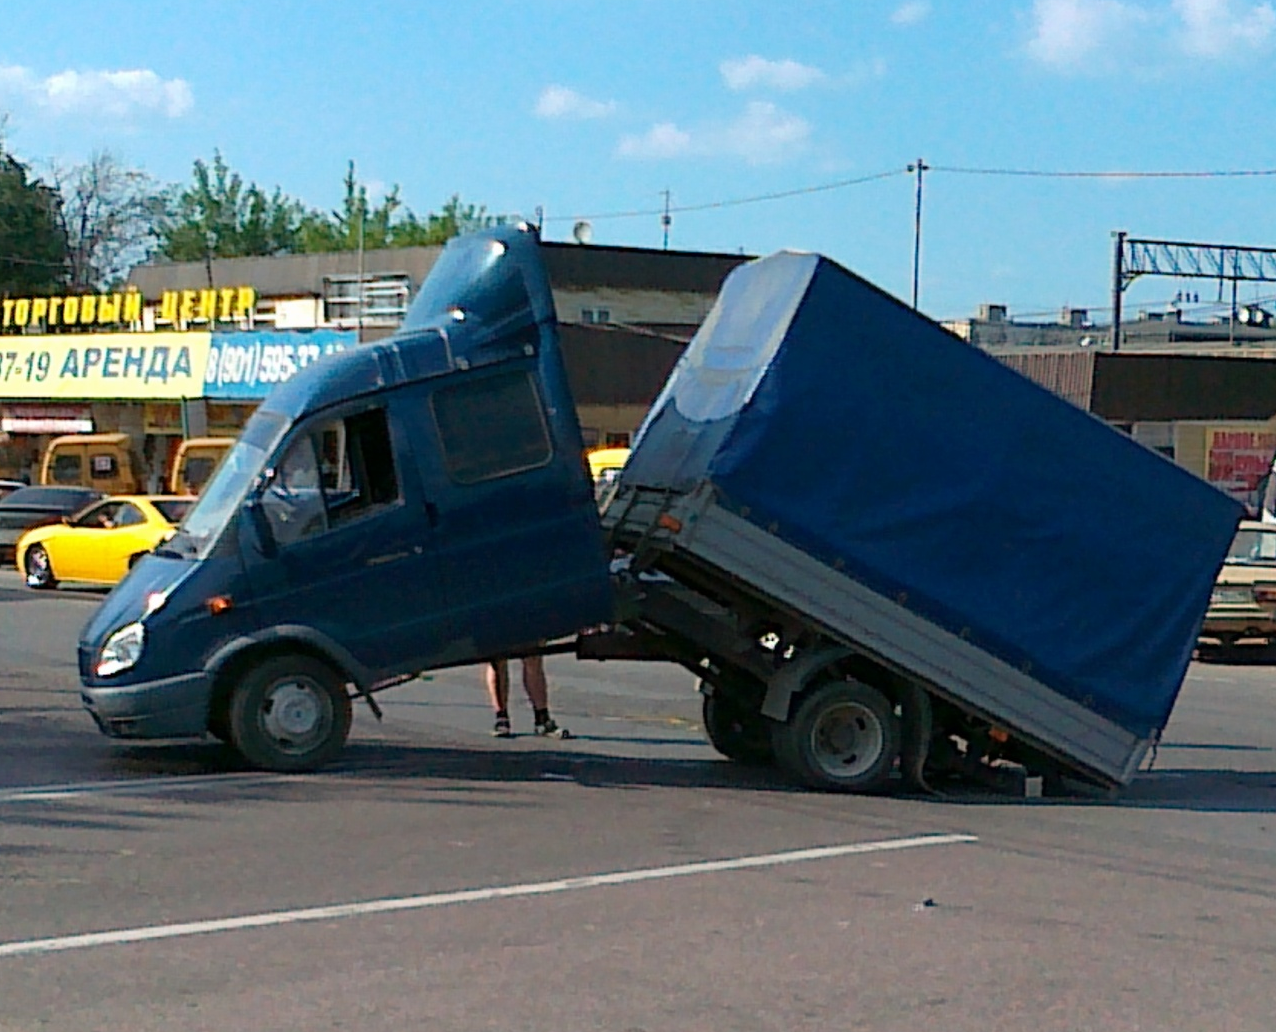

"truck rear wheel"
[227, 655, 353, 772]
[702, 689, 773, 766]
[771, 679, 898, 792]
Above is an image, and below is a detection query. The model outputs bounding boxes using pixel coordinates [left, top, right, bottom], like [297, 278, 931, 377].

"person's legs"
[486, 660, 512, 736]
[520, 656, 570, 738]
[520, 655, 548, 710]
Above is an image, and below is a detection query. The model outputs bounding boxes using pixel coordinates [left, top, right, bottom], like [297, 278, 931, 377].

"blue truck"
[78, 223, 1241, 792]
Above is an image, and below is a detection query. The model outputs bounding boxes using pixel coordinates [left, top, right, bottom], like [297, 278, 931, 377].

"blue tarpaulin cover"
[625, 251, 1243, 738]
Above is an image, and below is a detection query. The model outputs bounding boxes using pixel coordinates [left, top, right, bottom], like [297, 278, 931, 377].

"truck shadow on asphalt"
[63, 738, 1276, 814]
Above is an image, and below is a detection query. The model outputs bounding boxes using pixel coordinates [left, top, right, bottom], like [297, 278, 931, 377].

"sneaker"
[492, 716, 512, 738]
[534, 717, 572, 739]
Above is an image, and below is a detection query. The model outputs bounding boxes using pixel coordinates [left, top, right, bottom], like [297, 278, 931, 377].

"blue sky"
[3, 0, 1276, 322]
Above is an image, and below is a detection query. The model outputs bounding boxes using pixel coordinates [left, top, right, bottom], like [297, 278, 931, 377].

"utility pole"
[907, 158, 929, 309]
[1111, 230, 1125, 352]
[356, 194, 366, 345]
[661, 189, 672, 250]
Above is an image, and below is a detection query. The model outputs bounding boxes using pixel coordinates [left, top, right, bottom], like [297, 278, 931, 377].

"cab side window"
[262, 407, 400, 546]
[431, 370, 552, 484]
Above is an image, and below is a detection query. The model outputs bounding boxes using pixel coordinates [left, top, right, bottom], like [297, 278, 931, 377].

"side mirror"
[244, 497, 277, 559]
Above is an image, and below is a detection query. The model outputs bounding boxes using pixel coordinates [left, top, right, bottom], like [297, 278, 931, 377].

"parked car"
[1198, 520, 1276, 656]
[16, 495, 194, 589]
[0, 485, 105, 565]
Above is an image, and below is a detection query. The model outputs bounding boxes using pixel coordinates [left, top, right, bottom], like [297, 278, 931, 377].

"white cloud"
[891, 1, 931, 25]
[534, 85, 616, 119]
[1173, 0, 1276, 56]
[715, 101, 811, 163]
[1024, 0, 1151, 68]
[616, 122, 694, 160]
[1025, 0, 1275, 69]
[720, 55, 827, 91]
[0, 65, 192, 118]
[616, 102, 810, 166]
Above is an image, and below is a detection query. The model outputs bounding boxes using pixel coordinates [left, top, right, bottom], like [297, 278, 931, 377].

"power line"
[542, 168, 907, 224]
[932, 165, 1276, 179]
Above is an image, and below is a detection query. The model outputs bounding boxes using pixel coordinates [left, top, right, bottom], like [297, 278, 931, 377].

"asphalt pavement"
[4, 567, 1276, 1032]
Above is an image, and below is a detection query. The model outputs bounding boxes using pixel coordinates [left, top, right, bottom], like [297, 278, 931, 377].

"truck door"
[246, 399, 447, 681]
[402, 365, 612, 659]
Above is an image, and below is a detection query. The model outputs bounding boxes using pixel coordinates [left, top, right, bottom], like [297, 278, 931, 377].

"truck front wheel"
[227, 655, 353, 772]
[771, 679, 898, 793]
[702, 689, 773, 766]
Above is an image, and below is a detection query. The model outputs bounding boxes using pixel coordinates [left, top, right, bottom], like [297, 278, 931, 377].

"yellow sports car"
[17, 495, 194, 590]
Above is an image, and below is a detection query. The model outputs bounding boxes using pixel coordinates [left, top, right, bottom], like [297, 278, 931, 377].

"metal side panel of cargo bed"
[605, 485, 1150, 787]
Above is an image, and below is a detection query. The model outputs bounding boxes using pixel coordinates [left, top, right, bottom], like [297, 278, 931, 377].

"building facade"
[0, 239, 748, 484]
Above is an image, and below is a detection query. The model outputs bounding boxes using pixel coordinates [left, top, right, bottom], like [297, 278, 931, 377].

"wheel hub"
[264, 681, 324, 741]
[809, 701, 885, 780]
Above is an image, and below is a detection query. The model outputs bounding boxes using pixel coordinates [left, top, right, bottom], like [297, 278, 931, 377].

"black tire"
[702, 688, 773, 766]
[23, 544, 57, 590]
[227, 654, 353, 772]
[771, 678, 899, 793]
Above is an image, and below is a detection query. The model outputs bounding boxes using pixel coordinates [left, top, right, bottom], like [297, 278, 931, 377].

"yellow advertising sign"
[158, 287, 257, 325]
[0, 333, 211, 400]
[0, 286, 257, 332]
[2, 289, 144, 331]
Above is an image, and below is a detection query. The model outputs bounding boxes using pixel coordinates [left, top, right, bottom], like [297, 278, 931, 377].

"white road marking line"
[0, 772, 288, 803]
[0, 833, 977, 959]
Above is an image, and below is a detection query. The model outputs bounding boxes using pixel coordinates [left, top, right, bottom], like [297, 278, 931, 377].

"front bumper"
[81, 671, 212, 739]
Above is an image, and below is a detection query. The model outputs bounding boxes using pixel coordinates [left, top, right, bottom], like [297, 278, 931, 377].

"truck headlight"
[97, 621, 145, 677]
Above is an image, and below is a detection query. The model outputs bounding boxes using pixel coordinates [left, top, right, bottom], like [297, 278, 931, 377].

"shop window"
[580, 308, 611, 324]
[432, 371, 552, 484]
[323, 274, 412, 328]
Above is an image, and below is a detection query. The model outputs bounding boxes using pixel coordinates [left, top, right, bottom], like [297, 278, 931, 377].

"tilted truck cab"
[79, 223, 614, 770]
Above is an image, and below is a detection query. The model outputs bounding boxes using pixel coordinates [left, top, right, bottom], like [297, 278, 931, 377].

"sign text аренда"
[0, 333, 211, 400]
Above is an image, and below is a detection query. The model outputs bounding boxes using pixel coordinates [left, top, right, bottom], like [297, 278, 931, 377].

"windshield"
[399, 232, 529, 335]
[1225, 528, 1276, 565]
[168, 411, 289, 559]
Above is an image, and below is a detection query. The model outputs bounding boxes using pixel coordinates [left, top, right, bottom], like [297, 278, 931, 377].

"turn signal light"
[206, 595, 234, 615]
[989, 727, 1010, 744]
[657, 513, 682, 533]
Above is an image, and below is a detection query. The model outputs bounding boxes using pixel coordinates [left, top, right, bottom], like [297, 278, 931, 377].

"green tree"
[298, 161, 500, 252]
[391, 193, 503, 247]
[0, 136, 69, 295]
[158, 150, 306, 261]
[297, 161, 401, 253]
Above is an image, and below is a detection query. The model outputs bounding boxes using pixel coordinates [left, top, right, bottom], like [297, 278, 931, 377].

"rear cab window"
[431, 370, 552, 484]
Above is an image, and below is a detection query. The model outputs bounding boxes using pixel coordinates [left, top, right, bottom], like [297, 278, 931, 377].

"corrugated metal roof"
[993, 351, 1096, 411]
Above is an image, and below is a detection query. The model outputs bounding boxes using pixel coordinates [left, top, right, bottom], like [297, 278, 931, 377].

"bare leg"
[520, 655, 549, 710]
[486, 660, 510, 714]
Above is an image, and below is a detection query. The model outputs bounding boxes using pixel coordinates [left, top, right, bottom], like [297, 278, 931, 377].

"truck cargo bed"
[606, 483, 1150, 786]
